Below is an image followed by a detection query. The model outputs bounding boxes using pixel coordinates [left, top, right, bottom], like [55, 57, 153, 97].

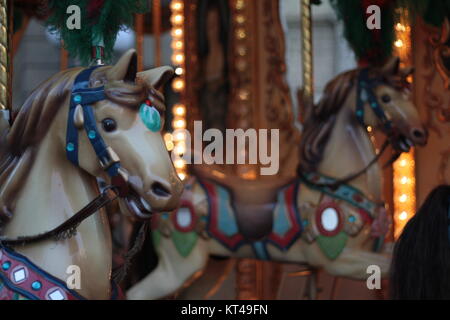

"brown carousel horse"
[127, 58, 428, 300]
[0, 50, 183, 300]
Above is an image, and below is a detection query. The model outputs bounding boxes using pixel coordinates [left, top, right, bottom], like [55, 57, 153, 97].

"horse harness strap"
[299, 172, 382, 219]
[0, 187, 118, 246]
[356, 68, 393, 133]
[66, 66, 129, 196]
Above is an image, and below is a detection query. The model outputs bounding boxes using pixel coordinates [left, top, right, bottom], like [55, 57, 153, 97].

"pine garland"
[329, 0, 450, 65]
[329, 0, 395, 66]
[46, 0, 147, 65]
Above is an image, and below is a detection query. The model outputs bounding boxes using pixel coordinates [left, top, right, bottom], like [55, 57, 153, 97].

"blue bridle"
[355, 68, 393, 134]
[66, 66, 126, 193]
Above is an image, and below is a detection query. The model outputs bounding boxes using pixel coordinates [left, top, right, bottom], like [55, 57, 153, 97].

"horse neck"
[317, 99, 383, 202]
[3, 130, 112, 299]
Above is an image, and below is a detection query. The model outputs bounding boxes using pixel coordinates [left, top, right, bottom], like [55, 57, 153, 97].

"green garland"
[329, 0, 395, 65]
[46, 0, 147, 65]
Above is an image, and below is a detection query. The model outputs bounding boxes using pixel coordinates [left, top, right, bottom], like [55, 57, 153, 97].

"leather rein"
[299, 68, 402, 191]
[0, 66, 135, 246]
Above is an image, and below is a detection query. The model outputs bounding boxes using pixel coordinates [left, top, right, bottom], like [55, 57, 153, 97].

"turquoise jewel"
[348, 215, 356, 223]
[31, 281, 42, 291]
[356, 110, 363, 117]
[139, 104, 161, 132]
[88, 130, 96, 139]
[66, 142, 75, 152]
[2, 261, 11, 271]
[73, 95, 82, 103]
[303, 220, 309, 227]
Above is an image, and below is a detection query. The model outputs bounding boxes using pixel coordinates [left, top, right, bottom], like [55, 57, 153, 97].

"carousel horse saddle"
[199, 178, 302, 257]
[0, 245, 123, 300]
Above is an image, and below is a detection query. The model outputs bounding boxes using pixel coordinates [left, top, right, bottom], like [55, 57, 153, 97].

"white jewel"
[13, 268, 27, 283]
[48, 289, 65, 300]
[177, 207, 192, 228]
[321, 207, 339, 232]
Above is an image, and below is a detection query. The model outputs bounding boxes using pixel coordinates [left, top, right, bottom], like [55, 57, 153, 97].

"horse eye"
[381, 94, 391, 103]
[102, 118, 117, 132]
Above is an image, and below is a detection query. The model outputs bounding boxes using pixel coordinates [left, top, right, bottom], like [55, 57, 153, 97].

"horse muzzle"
[118, 175, 182, 220]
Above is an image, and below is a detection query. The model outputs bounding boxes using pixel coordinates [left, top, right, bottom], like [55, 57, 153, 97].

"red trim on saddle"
[201, 179, 244, 251]
[267, 183, 302, 248]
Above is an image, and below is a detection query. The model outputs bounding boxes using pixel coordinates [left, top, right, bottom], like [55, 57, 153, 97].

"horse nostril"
[151, 182, 171, 198]
[411, 128, 425, 140]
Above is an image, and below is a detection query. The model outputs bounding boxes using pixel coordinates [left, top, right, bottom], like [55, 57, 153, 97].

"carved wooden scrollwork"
[420, 18, 450, 184]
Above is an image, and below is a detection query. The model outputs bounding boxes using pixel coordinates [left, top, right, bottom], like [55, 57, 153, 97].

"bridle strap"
[0, 187, 118, 246]
[298, 138, 390, 190]
[356, 68, 393, 134]
[66, 66, 121, 177]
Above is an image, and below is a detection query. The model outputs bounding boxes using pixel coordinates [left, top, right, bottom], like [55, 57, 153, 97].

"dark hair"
[390, 185, 450, 299]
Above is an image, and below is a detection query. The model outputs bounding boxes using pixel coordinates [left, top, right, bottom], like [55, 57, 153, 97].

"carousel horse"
[391, 185, 450, 299]
[0, 49, 183, 300]
[127, 57, 428, 300]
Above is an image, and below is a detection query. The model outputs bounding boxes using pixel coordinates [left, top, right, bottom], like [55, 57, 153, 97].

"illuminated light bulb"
[399, 194, 408, 203]
[399, 159, 407, 167]
[173, 104, 186, 116]
[171, 14, 184, 25]
[173, 119, 186, 129]
[174, 131, 186, 141]
[236, 28, 246, 39]
[236, 0, 245, 10]
[395, 23, 406, 32]
[171, 40, 184, 50]
[173, 53, 185, 64]
[172, 28, 183, 37]
[175, 67, 184, 76]
[170, 1, 183, 11]
[174, 144, 186, 155]
[399, 211, 408, 220]
[172, 78, 185, 91]
[178, 172, 187, 181]
[174, 159, 186, 169]
[400, 176, 409, 184]
[394, 39, 404, 48]
[235, 14, 246, 24]
[367, 126, 372, 133]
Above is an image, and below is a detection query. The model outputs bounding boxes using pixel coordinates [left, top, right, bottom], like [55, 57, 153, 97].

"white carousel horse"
[127, 58, 428, 300]
[0, 49, 183, 300]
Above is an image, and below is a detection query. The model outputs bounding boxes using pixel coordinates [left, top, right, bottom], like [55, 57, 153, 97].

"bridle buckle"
[99, 147, 120, 170]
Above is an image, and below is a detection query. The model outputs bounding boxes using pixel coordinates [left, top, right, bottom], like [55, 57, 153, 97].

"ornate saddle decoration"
[0, 245, 123, 300]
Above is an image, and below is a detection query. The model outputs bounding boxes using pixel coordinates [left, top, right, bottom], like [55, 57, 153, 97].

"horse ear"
[106, 49, 137, 82]
[401, 66, 414, 77]
[136, 66, 174, 90]
[381, 56, 400, 75]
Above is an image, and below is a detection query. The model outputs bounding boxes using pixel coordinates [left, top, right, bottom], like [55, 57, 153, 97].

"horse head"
[356, 57, 427, 152]
[70, 49, 183, 219]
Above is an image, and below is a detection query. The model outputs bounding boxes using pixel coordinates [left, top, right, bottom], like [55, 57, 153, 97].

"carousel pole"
[0, 0, 12, 126]
[152, 0, 162, 67]
[135, 13, 144, 72]
[300, 0, 314, 108]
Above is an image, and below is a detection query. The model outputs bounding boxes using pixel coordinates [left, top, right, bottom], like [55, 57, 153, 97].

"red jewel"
[145, 99, 152, 106]
[353, 194, 363, 203]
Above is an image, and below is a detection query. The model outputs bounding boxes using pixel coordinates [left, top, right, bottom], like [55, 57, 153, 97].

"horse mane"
[298, 69, 358, 173]
[0, 66, 149, 224]
[298, 64, 409, 173]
